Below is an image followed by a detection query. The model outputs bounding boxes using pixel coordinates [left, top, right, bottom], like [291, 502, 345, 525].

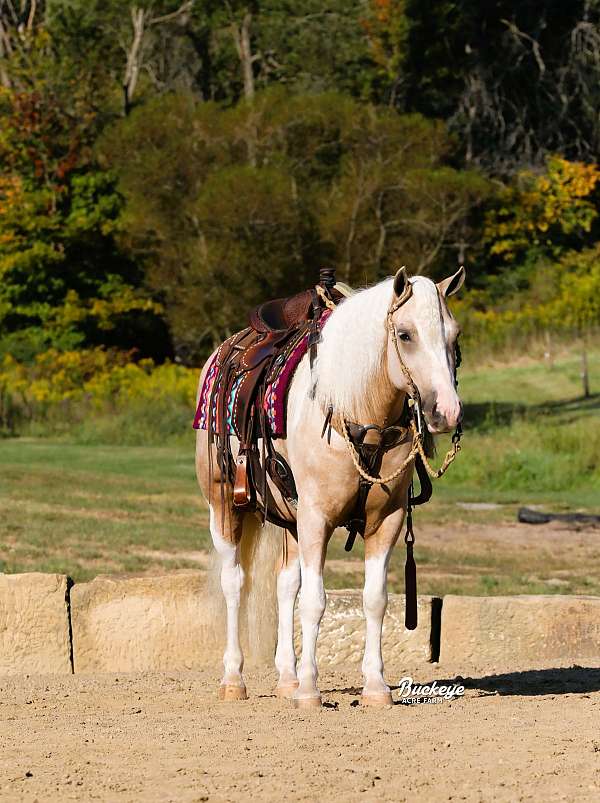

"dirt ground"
[1, 662, 599, 803]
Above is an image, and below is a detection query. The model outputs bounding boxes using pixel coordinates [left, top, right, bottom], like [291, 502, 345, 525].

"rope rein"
[315, 284, 338, 311]
[336, 277, 462, 487]
[341, 418, 461, 485]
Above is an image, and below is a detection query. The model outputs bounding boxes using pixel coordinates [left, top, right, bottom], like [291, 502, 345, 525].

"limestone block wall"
[1, 571, 599, 676]
[439, 594, 600, 669]
[293, 591, 438, 670]
[0, 573, 72, 675]
[70, 573, 223, 673]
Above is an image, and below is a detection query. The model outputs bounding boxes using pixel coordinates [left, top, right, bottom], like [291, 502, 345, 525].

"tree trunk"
[231, 11, 257, 165]
[0, 17, 12, 89]
[344, 192, 362, 284]
[123, 6, 147, 115]
[122, 1, 193, 115]
[231, 11, 256, 102]
[581, 346, 590, 398]
[239, 12, 255, 102]
[374, 191, 387, 273]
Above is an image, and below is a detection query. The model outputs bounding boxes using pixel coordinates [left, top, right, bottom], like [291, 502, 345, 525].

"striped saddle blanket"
[193, 323, 321, 438]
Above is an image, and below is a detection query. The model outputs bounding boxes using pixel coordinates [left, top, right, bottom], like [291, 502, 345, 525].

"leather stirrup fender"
[233, 453, 252, 507]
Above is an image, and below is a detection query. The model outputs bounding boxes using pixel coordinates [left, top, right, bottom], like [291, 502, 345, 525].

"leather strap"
[343, 413, 411, 551]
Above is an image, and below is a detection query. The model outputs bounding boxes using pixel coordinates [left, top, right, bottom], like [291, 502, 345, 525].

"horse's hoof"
[218, 684, 248, 701]
[361, 691, 393, 707]
[275, 682, 299, 699]
[292, 695, 322, 709]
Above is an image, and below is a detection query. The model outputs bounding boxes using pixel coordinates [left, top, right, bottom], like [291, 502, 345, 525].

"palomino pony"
[195, 267, 465, 707]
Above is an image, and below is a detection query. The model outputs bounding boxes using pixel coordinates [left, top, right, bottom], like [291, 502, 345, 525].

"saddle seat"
[249, 289, 315, 333]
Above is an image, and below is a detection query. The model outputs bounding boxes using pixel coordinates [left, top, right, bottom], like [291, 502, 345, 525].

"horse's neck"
[302, 352, 405, 427]
[355, 369, 406, 427]
[365, 378, 406, 426]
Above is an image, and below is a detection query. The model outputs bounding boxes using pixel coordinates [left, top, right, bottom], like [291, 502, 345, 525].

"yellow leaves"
[484, 156, 600, 263]
[0, 175, 24, 235]
[46, 289, 163, 335]
[455, 245, 600, 346]
[0, 174, 23, 204]
[0, 349, 198, 420]
[88, 291, 162, 331]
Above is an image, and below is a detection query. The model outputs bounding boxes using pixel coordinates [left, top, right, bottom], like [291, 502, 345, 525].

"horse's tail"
[238, 515, 281, 664]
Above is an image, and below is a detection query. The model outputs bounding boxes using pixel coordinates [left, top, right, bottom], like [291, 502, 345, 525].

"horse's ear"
[437, 266, 466, 298]
[392, 266, 409, 299]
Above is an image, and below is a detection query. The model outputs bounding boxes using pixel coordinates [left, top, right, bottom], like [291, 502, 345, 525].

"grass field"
[0, 347, 599, 595]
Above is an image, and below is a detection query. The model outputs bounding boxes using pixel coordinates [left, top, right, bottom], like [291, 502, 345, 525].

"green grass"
[0, 438, 209, 580]
[0, 346, 599, 593]
[459, 347, 600, 407]
[437, 345, 600, 509]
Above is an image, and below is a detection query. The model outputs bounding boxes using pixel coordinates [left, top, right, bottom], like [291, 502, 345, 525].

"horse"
[195, 266, 465, 707]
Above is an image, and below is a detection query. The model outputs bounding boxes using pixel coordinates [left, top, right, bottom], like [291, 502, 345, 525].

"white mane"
[315, 278, 393, 422]
[315, 275, 439, 422]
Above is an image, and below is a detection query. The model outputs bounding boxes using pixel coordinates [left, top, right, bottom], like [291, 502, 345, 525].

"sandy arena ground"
[1, 662, 599, 803]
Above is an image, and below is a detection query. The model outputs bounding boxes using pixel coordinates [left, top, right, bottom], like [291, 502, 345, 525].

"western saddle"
[203, 267, 432, 547]
[205, 269, 342, 531]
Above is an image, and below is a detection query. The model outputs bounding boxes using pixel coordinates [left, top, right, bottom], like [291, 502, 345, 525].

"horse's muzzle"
[425, 400, 463, 434]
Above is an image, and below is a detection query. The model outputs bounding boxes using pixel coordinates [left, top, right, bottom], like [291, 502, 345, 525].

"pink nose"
[429, 391, 462, 432]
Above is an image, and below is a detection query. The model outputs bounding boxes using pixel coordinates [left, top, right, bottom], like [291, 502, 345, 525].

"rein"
[326, 273, 463, 631]
[339, 277, 462, 485]
[341, 417, 461, 485]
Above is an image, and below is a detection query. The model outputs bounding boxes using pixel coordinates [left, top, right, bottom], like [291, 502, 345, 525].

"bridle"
[339, 277, 463, 486]
[319, 272, 464, 631]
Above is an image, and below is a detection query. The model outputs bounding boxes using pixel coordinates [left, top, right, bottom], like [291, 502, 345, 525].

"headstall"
[322, 272, 463, 630]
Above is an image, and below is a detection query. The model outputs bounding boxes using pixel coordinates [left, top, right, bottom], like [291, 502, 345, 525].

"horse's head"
[387, 267, 465, 434]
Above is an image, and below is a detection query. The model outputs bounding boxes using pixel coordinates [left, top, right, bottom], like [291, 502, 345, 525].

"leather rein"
[340, 281, 463, 485]
[321, 277, 463, 630]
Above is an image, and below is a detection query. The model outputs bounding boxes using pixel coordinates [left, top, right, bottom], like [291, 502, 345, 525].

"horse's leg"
[294, 508, 330, 708]
[209, 504, 247, 701]
[274, 532, 301, 698]
[362, 512, 404, 707]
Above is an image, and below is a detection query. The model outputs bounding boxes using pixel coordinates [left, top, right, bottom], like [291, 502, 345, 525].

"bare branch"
[149, 1, 194, 27]
[501, 18, 546, 76]
[121, 1, 196, 114]
[26, 0, 35, 32]
[123, 5, 147, 114]
[230, 11, 255, 101]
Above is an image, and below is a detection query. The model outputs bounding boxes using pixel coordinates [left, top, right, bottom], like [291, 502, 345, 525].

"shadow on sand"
[323, 666, 600, 700]
[423, 665, 600, 697]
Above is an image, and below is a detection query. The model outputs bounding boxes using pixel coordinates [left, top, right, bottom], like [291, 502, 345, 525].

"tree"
[403, 1, 600, 172]
[0, 39, 168, 361]
[360, 0, 409, 106]
[484, 156, 600, 264]
[0, 1, 46, 90]
[101, 89, 488, 359]
[48, 0, 200, 115]
[317, 106, 489, 282]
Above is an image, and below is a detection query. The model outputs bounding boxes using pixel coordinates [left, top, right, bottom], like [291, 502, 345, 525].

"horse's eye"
[398, 332, 411, 343]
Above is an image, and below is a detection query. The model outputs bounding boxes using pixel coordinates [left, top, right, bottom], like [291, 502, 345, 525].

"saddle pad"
[193, 311, 330, 437]
[192, 355, 242, 435]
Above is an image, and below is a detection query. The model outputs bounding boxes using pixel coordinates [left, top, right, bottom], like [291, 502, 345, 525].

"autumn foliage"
[0, 1, 600, 436]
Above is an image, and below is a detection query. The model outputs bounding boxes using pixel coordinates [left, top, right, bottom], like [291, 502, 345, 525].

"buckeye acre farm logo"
[397, 676, 465, 705]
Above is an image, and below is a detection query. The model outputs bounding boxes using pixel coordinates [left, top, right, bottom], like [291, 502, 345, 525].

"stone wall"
[70, 573, 223, 673]
[439, 594, 600, 669]
[0, 573, 72, 675]
[1, 572, 599, 675]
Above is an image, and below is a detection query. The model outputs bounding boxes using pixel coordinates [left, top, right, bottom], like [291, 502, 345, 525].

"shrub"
[0, 348, 199, 444]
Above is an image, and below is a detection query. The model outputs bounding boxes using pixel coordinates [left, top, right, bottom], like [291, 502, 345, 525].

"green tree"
[101, 89, 488, 359]
[0, 35, 167, 361]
